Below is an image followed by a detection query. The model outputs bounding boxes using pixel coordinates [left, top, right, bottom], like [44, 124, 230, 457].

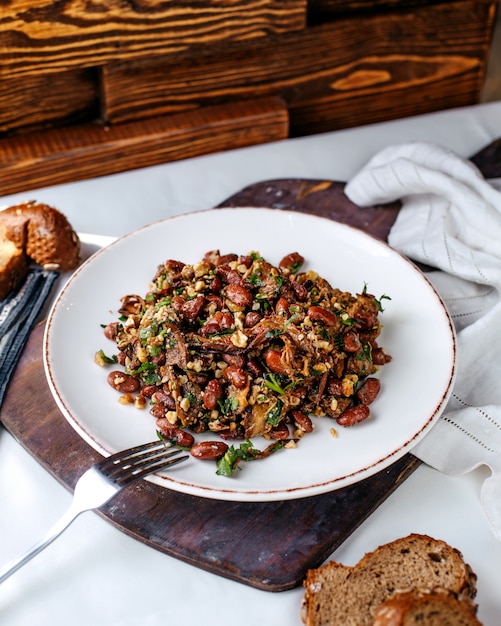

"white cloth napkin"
[345, 142, 501, 540]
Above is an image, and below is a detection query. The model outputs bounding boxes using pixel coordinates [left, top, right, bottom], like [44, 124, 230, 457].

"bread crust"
[373, 588, 482, 625]
[0, 222, 29, 300]
[0, 201, 80, 271]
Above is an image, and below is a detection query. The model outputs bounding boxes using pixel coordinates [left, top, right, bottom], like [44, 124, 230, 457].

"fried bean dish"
[99, 250, 391, 475]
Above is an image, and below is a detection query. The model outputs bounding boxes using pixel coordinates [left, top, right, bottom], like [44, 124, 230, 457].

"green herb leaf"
[218, 397, 240, 416]
[263, 373, 287, 395]
[96, 349, 117, 365]
[265, 398, 284, 426]
[375, 294, 391, 312]
[247, 272, 264, 287]
[273, 275, 284, 290]
[265, 329, 283, 339]
[215, 440, 267, 477]
[284, 312, 298, 328]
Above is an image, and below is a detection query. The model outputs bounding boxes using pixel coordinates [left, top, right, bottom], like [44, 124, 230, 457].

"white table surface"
[1, 101, 501, 626]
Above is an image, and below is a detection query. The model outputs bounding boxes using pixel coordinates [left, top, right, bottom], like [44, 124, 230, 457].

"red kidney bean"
[226, 283, 253, 308]
[308, 305, 338, 326]
[203, 250, 220, 264]
[150, 404, 166, 419]
[269, 423, 290, 440]
[203, 379, 223, 410]
[291, 280, 308, 302]
[244, 311, 262, 327]
[107, 371, 140, 393]
[206, 294, 224, 309]
[265, 349, 287, 375]
[156, 417, 183, 437]
[279, 252, 304, 273]
[215, 254, 238, 266]
[188, 372, 210, 385]
[218, 311, 234, 329]
[336, 404, 370, 426]
[201, 318, 221, 336]
[175, 430, 195, 448]
[151, 352, 166, 366]
[141, 385, 157, 398]
[156, 419, 195, 447]
[291, 410, 313, 433]
[224, 365, 248, 389]
[103, 322, 119, 340]
[210, 275, 223, 294]
[290, 385, 307, 404]
[165, 260, 185, 273]
[354, 309, 378, 330]
[217, 265, 242, 285]
[372, 347, 392, 365]
[151, 389, 176, 410]
[172, 295, 185, 312]
[222, 354, 246, 368]
[246, 358, 263, 378]
[190, 441, 228, 460]
[239, 255, 253, 268]
[182, 295, 206, 322]
[356, 378, 381, 405]
[117, 352, 127, 366]
[218, 429, 242, 440]
[343, 330, 361, 352]
[201, 311, 234, 336]
[275, 297, 290, 316]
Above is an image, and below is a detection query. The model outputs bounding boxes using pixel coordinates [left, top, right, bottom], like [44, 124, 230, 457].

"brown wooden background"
[0, 0, 499, 196]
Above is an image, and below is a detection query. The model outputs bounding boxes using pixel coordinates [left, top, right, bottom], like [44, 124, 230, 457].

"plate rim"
[43, 207, 457, 501]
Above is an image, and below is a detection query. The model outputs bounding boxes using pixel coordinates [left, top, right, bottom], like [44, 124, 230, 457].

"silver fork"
[0, 440, 188, 584]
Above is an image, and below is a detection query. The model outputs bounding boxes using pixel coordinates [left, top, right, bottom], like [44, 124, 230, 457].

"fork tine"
[98, 440, 173, 467]
[96, 440, 174, 474]
[97, 440, 188, 486]
[117, 452, 188, 485]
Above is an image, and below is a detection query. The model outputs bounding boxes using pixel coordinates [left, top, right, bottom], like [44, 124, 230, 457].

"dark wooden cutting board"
[1, 140, 498, 592]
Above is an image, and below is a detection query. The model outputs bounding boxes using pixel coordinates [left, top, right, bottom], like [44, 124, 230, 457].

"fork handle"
[0, 503, 81, 584]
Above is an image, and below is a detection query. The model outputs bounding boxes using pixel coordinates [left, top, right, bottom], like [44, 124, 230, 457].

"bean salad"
[97, 250, 391, 476]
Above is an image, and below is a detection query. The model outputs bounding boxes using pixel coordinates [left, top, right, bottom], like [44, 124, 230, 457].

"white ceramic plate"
[44, 208, 456, 502]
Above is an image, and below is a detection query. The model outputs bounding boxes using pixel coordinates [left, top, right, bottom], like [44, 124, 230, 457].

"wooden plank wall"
[0, 1, 306, 76]
[0, 0, 498, 195]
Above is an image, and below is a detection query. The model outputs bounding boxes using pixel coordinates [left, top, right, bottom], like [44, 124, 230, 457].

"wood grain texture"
[0, 0, 497, 194]
[0, 97, 288, 196]
[101, 1, 496, 133]
[0, 0, 306, 79]
[288, 66, 483, 136]
[0, 1, 496, 194]
[0, 69, 99, 135]
[219, 179, 401, 241]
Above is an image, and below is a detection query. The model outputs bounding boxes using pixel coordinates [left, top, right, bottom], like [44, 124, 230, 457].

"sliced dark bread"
[302, 534, 477, 626]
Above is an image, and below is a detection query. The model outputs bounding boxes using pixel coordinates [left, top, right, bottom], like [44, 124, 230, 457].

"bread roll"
[0, 222, 29, 300]
[0, 201, 80, 272]
[0, 201, 80, 299]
